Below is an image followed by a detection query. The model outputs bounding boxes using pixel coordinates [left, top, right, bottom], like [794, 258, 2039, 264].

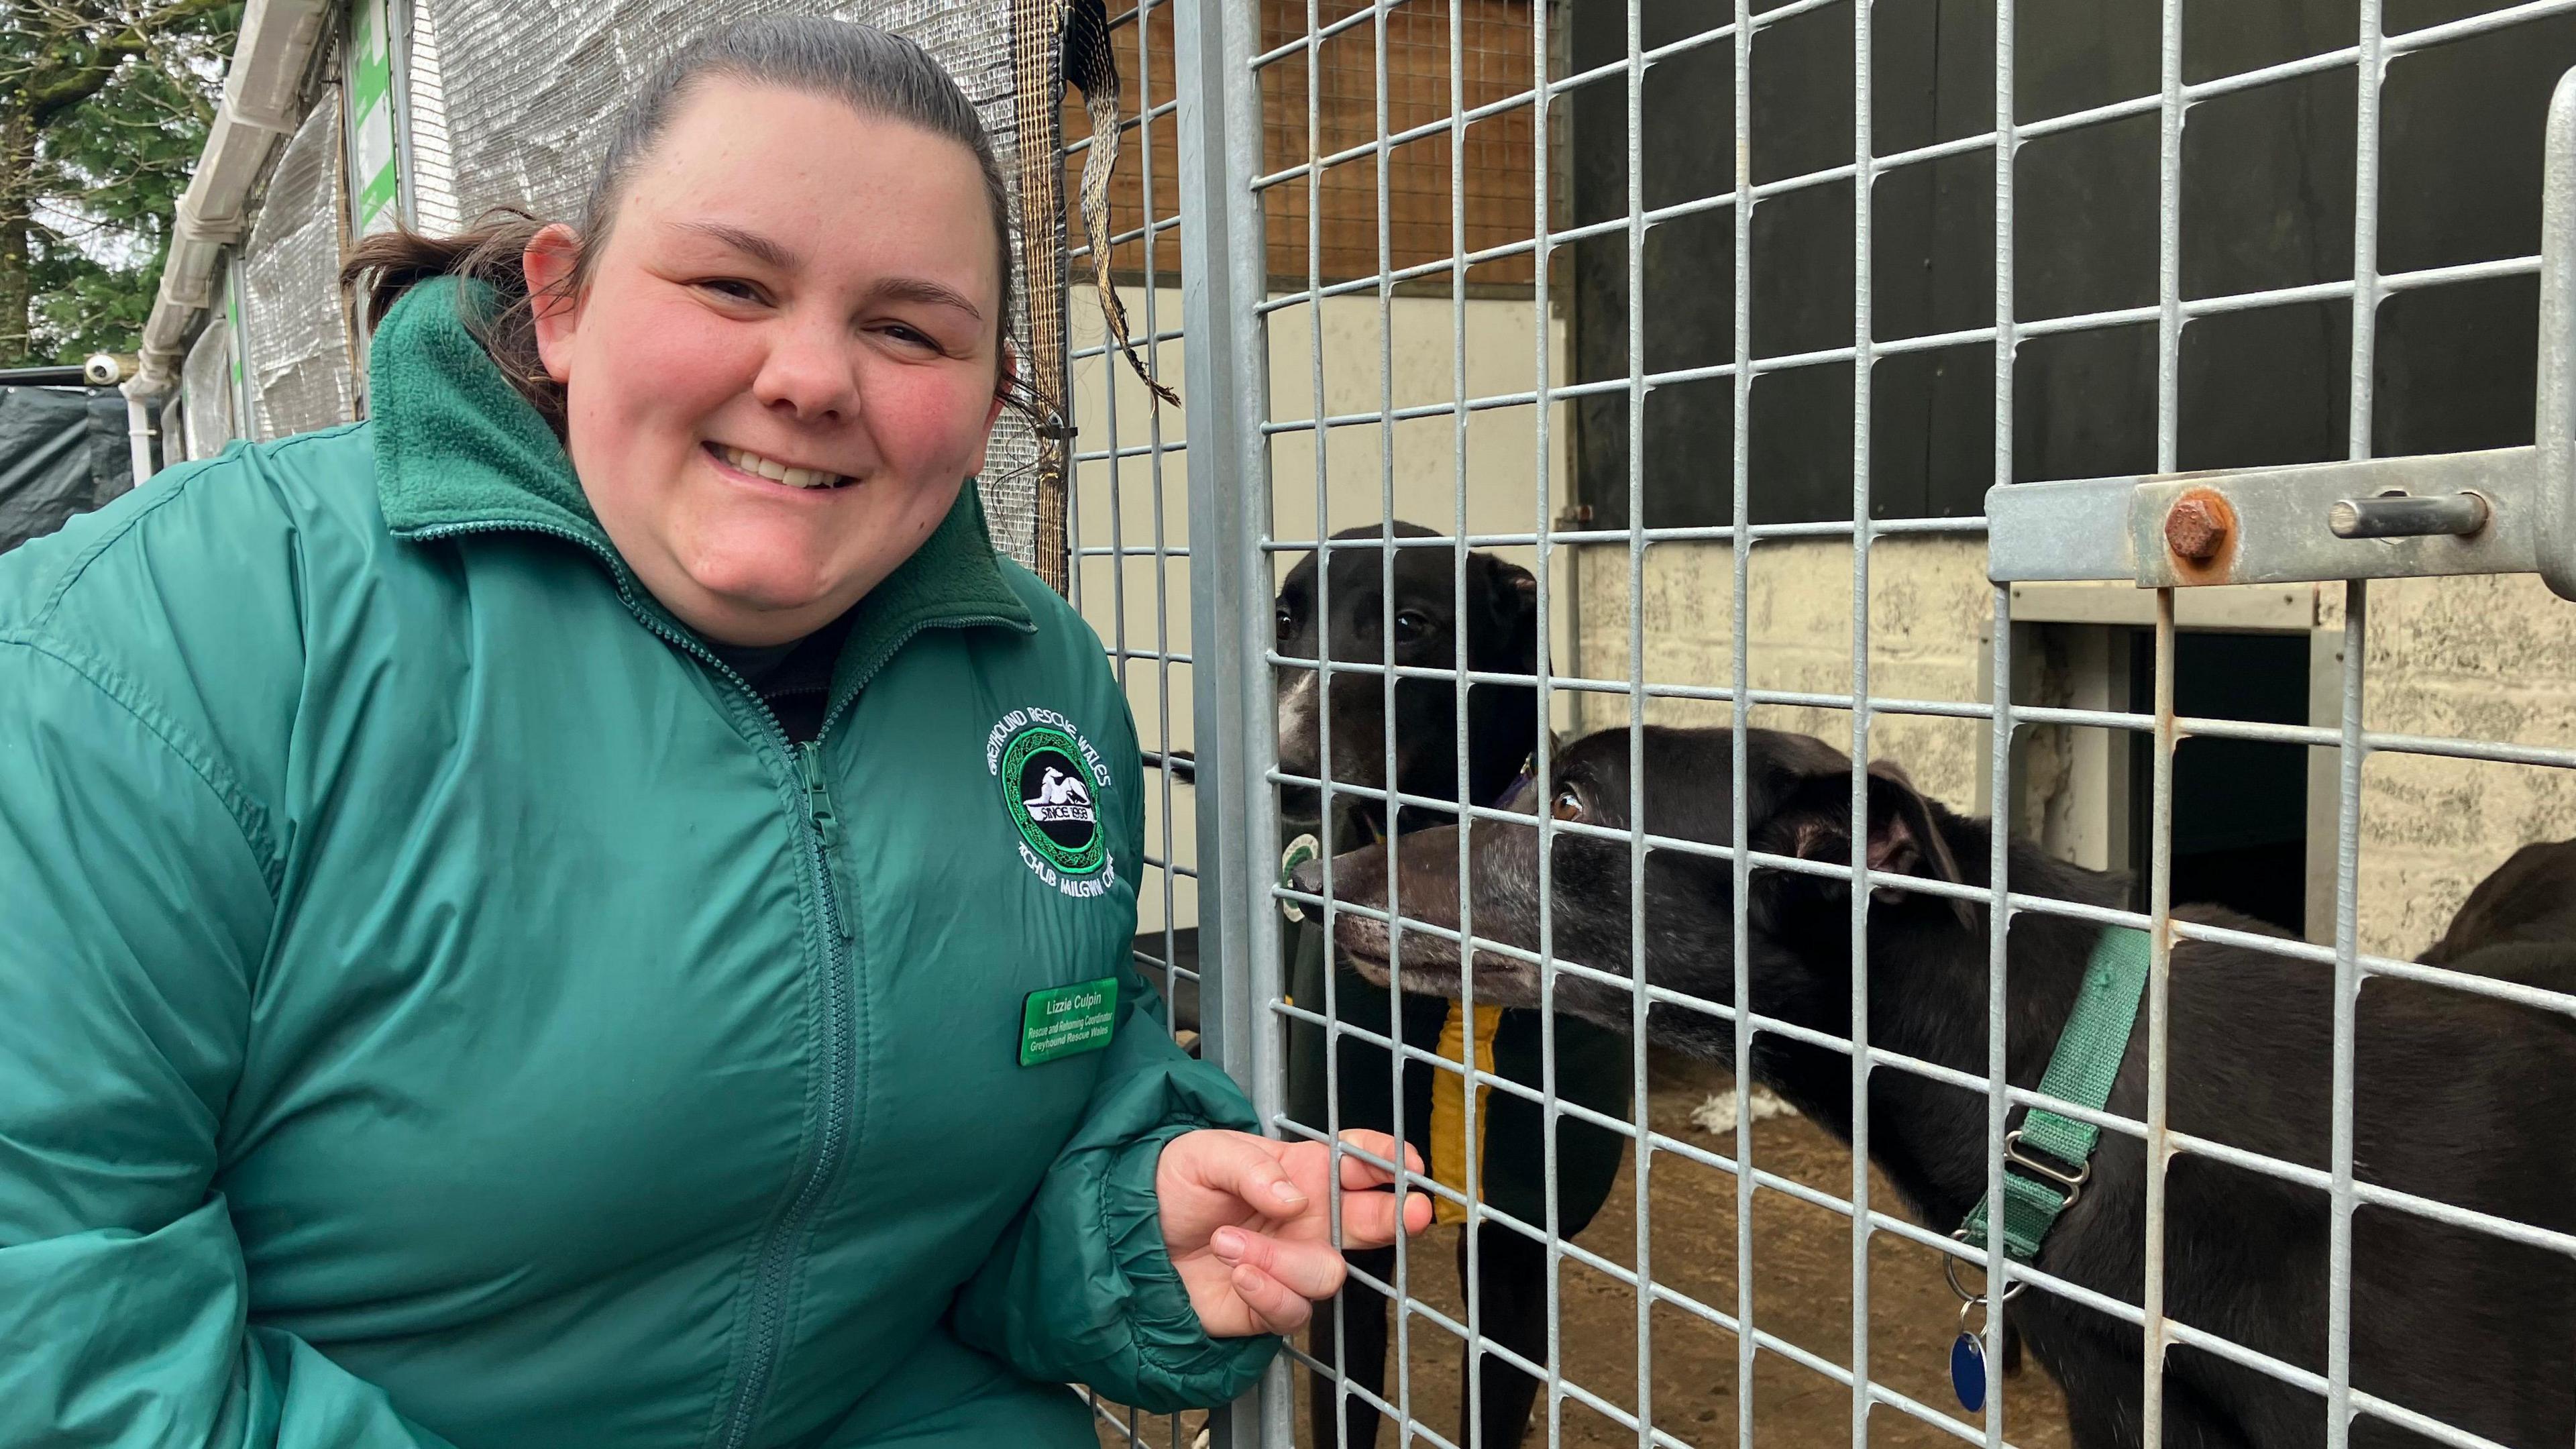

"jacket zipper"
[412, 519, 1007, 1449]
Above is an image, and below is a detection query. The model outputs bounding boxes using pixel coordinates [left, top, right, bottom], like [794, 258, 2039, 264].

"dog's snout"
[1288, 856, 1329, 902]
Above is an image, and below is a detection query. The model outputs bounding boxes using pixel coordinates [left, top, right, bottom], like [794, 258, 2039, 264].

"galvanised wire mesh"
[1059, 1, 1204, 1444]
[1156, 1, 2576, 1446]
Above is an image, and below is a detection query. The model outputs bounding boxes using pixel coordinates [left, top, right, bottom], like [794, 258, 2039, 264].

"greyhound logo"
[986, 710, 1114, 892]
[1025, 767, 1095, 823]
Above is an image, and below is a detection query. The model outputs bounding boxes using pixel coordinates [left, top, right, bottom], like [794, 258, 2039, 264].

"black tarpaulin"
[0, 386, 131, 555]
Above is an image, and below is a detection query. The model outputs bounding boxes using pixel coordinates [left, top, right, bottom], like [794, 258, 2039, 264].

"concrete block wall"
[1573, 538, 2576, 959]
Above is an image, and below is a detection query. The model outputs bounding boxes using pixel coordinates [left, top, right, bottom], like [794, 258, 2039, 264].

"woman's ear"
[522, 223, 586, 384]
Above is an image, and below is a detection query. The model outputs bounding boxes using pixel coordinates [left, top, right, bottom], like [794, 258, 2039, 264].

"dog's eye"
[1393, 608, 1432, 643]
[1274, 604, 1295, 641]
[1551, 785, 1584, 821]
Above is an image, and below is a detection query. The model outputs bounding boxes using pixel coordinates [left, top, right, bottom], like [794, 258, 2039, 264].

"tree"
[1, 0, 242, 368]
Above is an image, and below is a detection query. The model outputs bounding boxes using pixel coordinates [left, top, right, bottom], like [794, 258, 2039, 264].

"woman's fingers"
[1188, 1130, 1311, 1219]
[1212, 1225, 1347, 1301]
[1326, 1181, 1436, 1248]
[1330, 1130, 1422, 1191]
[1225, 1263, 1314, 1334]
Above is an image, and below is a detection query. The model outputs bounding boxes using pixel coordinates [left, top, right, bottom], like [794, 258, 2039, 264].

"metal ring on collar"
[2002, 1128, 2092, 1205]
[1945, 1228, 2026, 1305]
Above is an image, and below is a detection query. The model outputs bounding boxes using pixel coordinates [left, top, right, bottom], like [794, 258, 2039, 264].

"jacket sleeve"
[0, 641, 457, 1448]
[949, 714, 1281, 1412]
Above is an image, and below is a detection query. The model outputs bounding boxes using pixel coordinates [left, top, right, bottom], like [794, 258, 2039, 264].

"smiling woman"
[0, 17, 1427, 1449]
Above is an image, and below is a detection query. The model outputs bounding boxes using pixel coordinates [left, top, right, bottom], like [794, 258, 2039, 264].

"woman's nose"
[753, 319, 861, 421]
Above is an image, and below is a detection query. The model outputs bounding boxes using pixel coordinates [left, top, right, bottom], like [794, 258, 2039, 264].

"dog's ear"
[1862, 761, 1973, 922]
[1472, 557, 1540, 665]
[1779, 758, 1976, 928]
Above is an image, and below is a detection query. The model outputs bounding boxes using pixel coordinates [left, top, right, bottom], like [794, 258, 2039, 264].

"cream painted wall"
[1576, 537, 2576, 958]
[1065, 285, 1577, 934]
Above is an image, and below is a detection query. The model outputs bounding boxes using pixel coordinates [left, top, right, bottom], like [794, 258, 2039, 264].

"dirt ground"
[1095, 1053, 2075, 1449]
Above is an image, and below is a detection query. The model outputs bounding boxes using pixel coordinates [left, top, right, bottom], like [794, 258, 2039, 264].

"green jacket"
[0, 278, 1273, 1448]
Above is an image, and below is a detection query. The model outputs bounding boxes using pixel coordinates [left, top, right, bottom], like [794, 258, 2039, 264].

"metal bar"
[2141, 584, 2178, 1449]
[1265, 517, 1988, 549]
[1731, 0, 1760, 1445]
[2537, 66, 2576, 597]
[1138, 0, 1191, 1203]
[1846, 3, 1878, 1445]
[2139, 19, 2186, 1446]
[1171, 0, 1285, 1440]
[1367, 5, 1422, 1438]
[1982, 0, 2019, 1435]
[2330, 0, 2386, 1387]
[0, 364, 95, 385]
[1441, 0, 1491, 1439]
[1988, 448, 2545, 587]
[1293, 0, 1358, 1440]
[1529, 0, 1570, 1437]
[1624, 0, 1656, 1441]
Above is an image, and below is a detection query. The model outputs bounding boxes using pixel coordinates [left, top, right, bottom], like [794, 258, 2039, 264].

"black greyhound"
[1132, 521, 1540, 1051]
[1299, 725, 2575, 1449]
[1273, 521, 1543, 837]
[2418, 837, 2576, 994]
[1272, 523, 1631, 1449]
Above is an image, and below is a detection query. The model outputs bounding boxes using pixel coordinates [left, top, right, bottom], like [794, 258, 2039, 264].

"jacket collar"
[368, 276, 1033, 672]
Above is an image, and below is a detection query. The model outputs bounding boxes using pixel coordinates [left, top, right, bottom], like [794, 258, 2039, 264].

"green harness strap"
[1958, 925, 2153, 1266]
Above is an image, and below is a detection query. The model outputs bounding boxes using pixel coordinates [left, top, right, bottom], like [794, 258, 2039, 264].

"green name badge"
[1020, 977, 1120, 1067]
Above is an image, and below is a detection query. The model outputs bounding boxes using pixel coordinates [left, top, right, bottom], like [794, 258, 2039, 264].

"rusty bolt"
[2163, 492, 2232, 563]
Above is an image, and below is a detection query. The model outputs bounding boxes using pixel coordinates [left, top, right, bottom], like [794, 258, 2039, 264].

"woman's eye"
[1393, 608, 1431, 643]
[1552, 786, 1583, 822]
[879, 323, 938, 350]
[699, 278, 765, 303]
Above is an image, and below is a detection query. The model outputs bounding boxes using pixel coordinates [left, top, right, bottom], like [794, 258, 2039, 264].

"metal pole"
[0, 364, 93, 386]
[2327, 7, 2387, 1446]
[1982, 2, 2019, 1444]
[2141, 4, 2185, 1444]
[125, 391, 156, 486]
[1173, 0, 1284, 1443]
[1730, 4, 1759, 1448]
[1847, 7, 1879, 1443]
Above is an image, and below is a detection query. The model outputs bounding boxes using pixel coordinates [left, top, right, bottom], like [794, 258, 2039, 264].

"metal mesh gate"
[1074, 1, 2576, 1446]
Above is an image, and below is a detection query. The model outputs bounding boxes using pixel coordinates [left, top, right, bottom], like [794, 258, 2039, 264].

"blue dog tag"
[1950, 1332, 1987, 1412]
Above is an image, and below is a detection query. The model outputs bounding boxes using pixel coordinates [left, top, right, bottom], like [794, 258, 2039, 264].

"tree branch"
[23, 0, 235, 127]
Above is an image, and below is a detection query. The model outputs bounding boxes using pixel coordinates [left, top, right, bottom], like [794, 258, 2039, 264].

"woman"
[0, 20, 1426, 1448]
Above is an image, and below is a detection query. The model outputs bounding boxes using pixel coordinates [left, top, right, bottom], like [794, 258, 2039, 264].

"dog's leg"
[1457, 1220, 1550, 1448]
[1306, 1243, 1394, 1449]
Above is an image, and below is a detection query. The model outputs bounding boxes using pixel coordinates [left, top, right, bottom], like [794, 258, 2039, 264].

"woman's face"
[527, 80, 1007, 647]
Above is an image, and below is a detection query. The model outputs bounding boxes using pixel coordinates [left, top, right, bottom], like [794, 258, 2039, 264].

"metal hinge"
[1988, 65, 2576, 603]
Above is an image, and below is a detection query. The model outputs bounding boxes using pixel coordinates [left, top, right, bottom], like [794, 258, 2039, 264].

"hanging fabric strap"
[1958, 925, 2153, 1265]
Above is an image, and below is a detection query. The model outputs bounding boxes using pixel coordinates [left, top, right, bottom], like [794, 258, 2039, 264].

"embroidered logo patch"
[986, 707, 1117, 899]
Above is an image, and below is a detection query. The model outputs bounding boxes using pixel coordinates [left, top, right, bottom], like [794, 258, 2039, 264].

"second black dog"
[1305, 725, 2575, 1449]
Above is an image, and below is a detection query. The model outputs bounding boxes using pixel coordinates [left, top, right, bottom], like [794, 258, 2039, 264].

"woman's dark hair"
[344, 17, 1034, 435]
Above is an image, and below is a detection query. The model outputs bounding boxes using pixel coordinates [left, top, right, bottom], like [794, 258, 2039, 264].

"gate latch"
[1988, 66, 2576, 603]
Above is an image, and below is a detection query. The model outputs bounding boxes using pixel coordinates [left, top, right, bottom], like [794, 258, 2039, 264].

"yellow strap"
[1427, 1001, 1507, 1226]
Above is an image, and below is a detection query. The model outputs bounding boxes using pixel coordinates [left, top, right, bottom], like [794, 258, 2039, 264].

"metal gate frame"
[1132, 3, 2576, 1448]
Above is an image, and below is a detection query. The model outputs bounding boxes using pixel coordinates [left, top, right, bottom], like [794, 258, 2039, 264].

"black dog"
[1269, 523, 1631, 1449]
[1303, 725, 2575, 1449]
[2419, 837, 2576, 994]
[1273, 521, 1544, 837]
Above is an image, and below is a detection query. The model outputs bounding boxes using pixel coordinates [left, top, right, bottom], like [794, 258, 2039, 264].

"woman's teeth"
[716, 444, 847, 490]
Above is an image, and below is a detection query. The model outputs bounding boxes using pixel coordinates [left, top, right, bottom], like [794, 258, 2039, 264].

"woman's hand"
[1155, 1128, 1436, 1338]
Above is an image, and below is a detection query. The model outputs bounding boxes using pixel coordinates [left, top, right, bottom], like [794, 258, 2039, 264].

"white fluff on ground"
[1689, 1083, 1798, 1136]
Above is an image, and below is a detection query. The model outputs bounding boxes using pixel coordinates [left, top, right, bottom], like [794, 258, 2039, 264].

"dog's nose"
[1285, 859, 1325, 920]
